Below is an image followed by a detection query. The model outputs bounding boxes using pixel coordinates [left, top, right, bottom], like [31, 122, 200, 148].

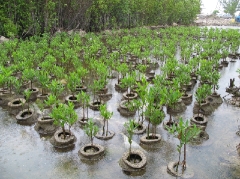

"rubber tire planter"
[16, 108, 36, 125]
[123, 92, 138, 100]
[50, 129, 76, 149]
[65, 95, 80, 108]
[181, 94, 193, 105]
[190, 114, 208, 126]
[89, 100, 104, 111]
[133, 123, 146, 135]
[121, 150, 147, 169]
[24, 88, 39, 101]
[78, 143, 105, 159]
[117, 100, 137, 117]
[167, 161, 182, 177]
[8, 98, 26, 115]
[34, 116, 57, 135]
[76, 85, 87, 92]
[115, 83, 128, 92]
[37, 93, 49, 101]
[95, 131, 115, 140]
[0, 90, 15, 107]
[140, 133, 161, 145]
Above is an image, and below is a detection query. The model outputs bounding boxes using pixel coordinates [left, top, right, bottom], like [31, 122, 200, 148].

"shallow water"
[1, 60, 240, 179]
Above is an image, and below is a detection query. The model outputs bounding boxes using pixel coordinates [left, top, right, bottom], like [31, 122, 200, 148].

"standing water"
[1, 32, 240, 179]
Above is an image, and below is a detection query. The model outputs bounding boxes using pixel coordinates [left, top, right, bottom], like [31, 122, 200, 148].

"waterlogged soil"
[1, 48, 240, 179]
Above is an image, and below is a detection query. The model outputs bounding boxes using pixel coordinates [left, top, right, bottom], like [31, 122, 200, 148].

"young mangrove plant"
[148, 106, 165, 138]
[24, 89, 32, 112]
[50, 102, 78, 139]
[124, 119, 138, 154]
[99, 104, 113, 136]
[168, 118, 200, 173]
[77, 91, 90, 121]
[120, 72, 137, 102]
[195, 84, 211, 116]
[84, 118, 99, 146]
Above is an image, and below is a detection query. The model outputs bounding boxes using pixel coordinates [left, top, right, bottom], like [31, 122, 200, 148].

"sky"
[201, 0, 223, 14]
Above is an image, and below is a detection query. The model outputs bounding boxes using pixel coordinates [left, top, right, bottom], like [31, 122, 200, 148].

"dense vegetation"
[0, 0, 201, 37]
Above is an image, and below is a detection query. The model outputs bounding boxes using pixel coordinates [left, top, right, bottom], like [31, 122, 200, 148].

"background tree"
[219, 0, 240, 16]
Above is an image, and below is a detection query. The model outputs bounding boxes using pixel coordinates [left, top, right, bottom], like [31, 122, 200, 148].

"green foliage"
[37, 70, 50, 94]
[212, 10, 220, 15]
[120, 72, 136, 96]
[84, 118, 99, 145]
[67, 72, 79, 96]
[24, 89, 32, 111]
[100, 104, 113, 136]
[124, 119, 138, 154]
[195, 84, 212, 116]
[77, 91, 90, 119]
[47, 80, 64, 97]
[50, 102, 78, 139]
[195, 84, 212, 104]
[44, 94, 60, 108]
[22, 69, 36, 89]
[168, 117, 200, 170]
[0, 0, 201, 36]
[219, 0, 240, 16]
[100, 104, 113, 121]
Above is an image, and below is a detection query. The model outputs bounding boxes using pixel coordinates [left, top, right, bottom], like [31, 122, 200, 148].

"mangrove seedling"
[24, 89, 32, 112]
[168, 117, 200, 172]
[195, 84, 211, 116]
[84, 118, 99, 146]
[37, 70, 50, 95]
[124, 119, 138, 154]
[77, 91, 90, 120]
[100, 104, 113, 136]
[47, 79, 64, 98]
[50, 102, 78, 139]
[149, 107, 165, 138]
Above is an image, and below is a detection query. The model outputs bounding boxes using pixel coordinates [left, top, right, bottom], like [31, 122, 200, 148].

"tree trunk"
[106, 120, 108, 136]
[82, 105, 85, 119]
[102, 119, 106, 136]
[183, 143, 186, 171]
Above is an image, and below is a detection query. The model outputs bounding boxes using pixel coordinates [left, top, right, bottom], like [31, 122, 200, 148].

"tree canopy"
[0, 0, 201, 37]
[219, 0, 240, 16]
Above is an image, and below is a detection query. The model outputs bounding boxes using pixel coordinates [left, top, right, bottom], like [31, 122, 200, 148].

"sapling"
[99, 104, 113, 136]
[44, 94, 60, 108]
[136, 64, 147, 81]
[76, 91, 90, 120]
[131, 99, 142, 123]
[149, 107, 165, 138]
[22, 68, 36, 89]
[195, 84, 211, 116]
[136, 76, 148, 123]
[120, 72, 137, 102]
[13, 79, 22, 98]
[24, 89, 32, 112]
[50, 102, 78, 139]
[124, 119, 138, 154]
[76, 66, 88, 87]
[47, 79, 64, 98]
[84, 118, 99, 146]
[116, 63, 129, 84]
[209, 70, 220, 94]
[66, 72, 79, 98]
[161, 87, 182, 125]
[168, 118, 200, 172]
[89, 79, 104, 103]
[37, 70, 50, 95]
